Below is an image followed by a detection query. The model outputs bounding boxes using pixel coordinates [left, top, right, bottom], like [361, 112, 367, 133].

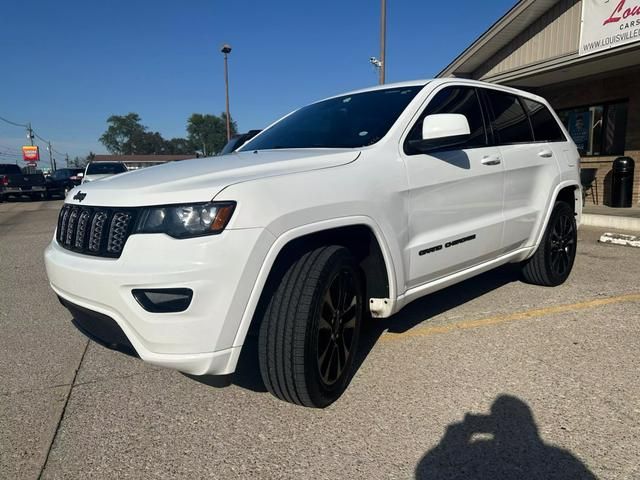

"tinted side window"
[522, 98, 566, 142]
[405, 87, 487, 154]
[486, 90, 533, 144]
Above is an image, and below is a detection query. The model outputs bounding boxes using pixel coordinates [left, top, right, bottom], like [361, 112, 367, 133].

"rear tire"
[521, 201, 577, 286]
[258, 245, 363, 408]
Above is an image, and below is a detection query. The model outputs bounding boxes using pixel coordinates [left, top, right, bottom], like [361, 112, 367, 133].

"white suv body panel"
[45, 79, 581, 376]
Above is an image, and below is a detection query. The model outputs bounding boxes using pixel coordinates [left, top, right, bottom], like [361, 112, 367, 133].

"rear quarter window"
[485, 90, 533, 145]
[522, 98, 566, 143]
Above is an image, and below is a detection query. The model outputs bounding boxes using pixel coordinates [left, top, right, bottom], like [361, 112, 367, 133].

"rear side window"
[522, 98, 566, 142]
[405, 86, 487, 154]
[485, 90, 533, 144]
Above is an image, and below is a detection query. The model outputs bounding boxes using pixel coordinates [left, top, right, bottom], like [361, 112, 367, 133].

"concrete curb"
[599, 232, 640, 248]
[581, 214, 640, 232]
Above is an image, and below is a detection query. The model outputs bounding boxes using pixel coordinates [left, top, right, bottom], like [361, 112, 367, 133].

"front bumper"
[45, 227, 275, 375]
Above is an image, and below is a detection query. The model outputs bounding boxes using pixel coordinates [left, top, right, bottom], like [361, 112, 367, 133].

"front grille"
[56, 205, 138, 258]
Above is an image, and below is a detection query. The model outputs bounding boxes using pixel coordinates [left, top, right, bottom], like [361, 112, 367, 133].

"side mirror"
[409, 113, 471, 153]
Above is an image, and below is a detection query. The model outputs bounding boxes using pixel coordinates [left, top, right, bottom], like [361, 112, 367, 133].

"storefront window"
[558, 101, 628, 156]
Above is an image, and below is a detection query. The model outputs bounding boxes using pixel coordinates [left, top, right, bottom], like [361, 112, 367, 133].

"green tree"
[99, 113, 147, 155]
[166, 138, 194, 155]
[187, 112, 237, 156]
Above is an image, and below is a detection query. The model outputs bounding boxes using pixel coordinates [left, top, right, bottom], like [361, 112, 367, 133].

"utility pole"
[48, 142, 57, 172]
[221, 44, 232, 142]
[379, 0, 387, 85]
[65, 153, 69, 167]
[27, 122, 34, 146]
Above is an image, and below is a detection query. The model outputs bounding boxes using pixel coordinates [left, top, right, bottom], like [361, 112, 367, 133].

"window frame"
[520, 98, 568, 144]
[402, 85, 490, 156]
[479, 88, 535, 146]
[556, 98, 629, 157]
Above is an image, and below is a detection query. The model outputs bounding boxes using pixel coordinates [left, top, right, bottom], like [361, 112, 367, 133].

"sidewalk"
[582, 203, 640, 232]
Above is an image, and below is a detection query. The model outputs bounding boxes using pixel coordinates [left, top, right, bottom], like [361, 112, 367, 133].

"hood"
[67, 149, 360, 207]
[82, 173, 116, 183]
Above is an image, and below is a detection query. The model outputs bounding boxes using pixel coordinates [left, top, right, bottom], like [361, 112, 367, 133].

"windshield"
[241, 86, 423, 151]
[86, 163, 127, 175]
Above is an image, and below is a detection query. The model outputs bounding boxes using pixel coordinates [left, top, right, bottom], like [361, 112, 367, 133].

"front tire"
[258, 245, 363, 408]
[521, 201, 577, 286]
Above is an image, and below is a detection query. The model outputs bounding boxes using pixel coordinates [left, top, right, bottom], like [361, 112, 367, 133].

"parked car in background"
[219, 130, 261, 155]
[82, 162, 128, 184]
[45, 168, 84, 198]
[0, 164, 47, 202]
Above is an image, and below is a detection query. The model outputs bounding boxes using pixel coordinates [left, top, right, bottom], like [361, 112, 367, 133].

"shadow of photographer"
[416, 395, 596, 479]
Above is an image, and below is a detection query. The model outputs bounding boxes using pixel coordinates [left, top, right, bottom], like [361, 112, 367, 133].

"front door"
[402, 86, 505, 290]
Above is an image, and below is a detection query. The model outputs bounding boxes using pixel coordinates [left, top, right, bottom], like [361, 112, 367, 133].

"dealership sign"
[580, 0, 640, 56]
[22, 145, 40, 163]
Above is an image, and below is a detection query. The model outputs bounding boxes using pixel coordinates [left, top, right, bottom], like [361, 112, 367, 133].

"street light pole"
[379, 0, 386, 85]
[221, 44, 232, 142]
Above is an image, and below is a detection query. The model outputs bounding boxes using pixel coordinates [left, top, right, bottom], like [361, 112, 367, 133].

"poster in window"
[568, 111, 591, 153]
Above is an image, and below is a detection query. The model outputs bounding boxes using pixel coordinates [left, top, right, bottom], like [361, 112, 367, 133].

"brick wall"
[537, 67, 640, 206]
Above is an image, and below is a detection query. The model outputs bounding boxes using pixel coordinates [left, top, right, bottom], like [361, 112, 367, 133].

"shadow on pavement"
[415, 395, 596, 479]
[191, 263, 522, 394]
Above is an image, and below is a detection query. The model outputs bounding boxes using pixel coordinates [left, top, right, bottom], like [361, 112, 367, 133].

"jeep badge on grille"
[73, 191, 87, 202]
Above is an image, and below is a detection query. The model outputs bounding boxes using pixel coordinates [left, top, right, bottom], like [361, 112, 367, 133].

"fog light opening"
[132, 288, 193, 313]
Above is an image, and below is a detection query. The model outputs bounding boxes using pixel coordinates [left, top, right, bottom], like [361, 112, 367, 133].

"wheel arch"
[531, 181, 581, 253]
[231, 216, 398, 350]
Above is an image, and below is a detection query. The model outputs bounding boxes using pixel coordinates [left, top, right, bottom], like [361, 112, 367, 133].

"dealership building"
[438, 0, 640, 206]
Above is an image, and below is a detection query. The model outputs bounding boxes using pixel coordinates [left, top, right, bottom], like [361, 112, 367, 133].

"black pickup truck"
[0, 164, 47, 202]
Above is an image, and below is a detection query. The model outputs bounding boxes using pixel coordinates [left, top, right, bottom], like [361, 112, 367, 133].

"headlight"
[135, 202, 236, 238]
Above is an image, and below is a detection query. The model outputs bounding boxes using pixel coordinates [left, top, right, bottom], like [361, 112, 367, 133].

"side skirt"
[392, 246, 535, 315]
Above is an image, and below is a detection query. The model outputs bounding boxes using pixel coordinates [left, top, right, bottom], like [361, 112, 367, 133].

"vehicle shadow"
[190, 263, 522, 394]
[415, 395, 596, 479]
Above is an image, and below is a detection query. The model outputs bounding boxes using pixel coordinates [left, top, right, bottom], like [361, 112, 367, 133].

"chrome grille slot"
[107, 212, 133, 255]
[89, 211, 108, 253]
[75, 210, 92, 249]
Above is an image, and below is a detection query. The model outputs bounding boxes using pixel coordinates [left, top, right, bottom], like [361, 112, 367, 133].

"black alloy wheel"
[316, 268, 359, 387]
[258, 245, 363, 408]
[521, 201, 577, 286]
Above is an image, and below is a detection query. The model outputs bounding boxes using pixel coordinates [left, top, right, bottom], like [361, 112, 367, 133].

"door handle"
[538, 149, 553, 158]
[481, 155, 501, 166]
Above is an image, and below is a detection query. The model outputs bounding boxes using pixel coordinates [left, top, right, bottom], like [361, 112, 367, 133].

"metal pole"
[221, 45, 232, 142]
[379, 0, 386, 85]
[27, 122, 34, 146]
[48, 141, 56, 172]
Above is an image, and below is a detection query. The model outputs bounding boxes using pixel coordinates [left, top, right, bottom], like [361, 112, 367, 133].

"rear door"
[401, 85, 505, 288]
[482, 89, 561, 251]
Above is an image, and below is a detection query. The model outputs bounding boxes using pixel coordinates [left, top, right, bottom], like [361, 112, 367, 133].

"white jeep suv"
[45, 79, 581, 407]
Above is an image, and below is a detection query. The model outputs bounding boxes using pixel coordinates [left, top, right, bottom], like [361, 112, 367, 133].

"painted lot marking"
[381, 292, 640, 342]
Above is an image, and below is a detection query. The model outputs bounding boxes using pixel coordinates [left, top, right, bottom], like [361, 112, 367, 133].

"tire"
[258, 245, 363, 408]
[521, 201, 577, 286]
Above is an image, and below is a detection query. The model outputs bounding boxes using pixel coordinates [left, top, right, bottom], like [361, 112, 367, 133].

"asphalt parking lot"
[1, 199, 639, 479]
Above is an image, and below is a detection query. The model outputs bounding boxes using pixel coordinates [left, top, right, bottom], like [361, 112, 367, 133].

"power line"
[0, 115, 28, 128]
[0, 113, 70, 170]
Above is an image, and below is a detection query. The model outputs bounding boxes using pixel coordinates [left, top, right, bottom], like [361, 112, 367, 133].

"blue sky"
[0, 0, 515, 166]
